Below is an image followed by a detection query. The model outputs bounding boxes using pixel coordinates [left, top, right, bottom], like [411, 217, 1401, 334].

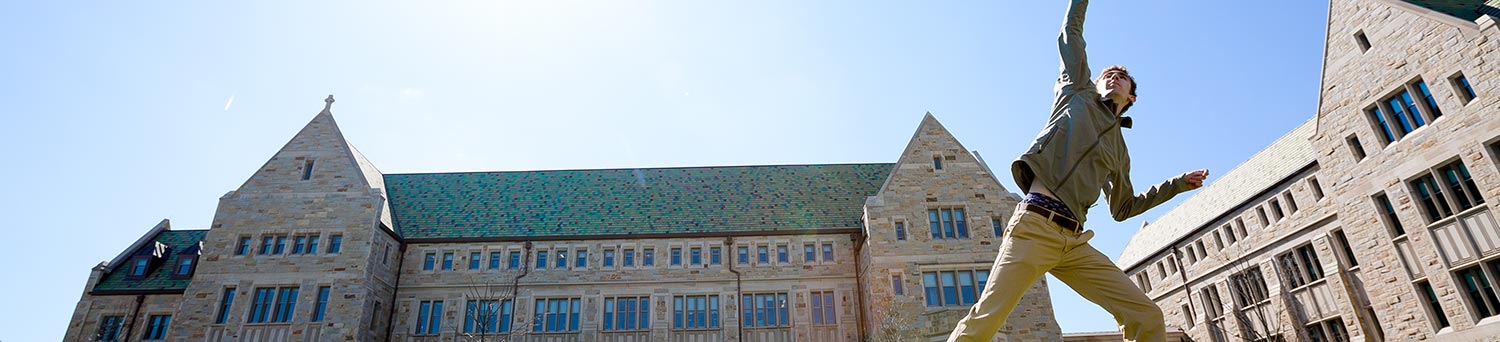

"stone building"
[1117, 0, 1500, 341]
[63, 98, 1061, 342]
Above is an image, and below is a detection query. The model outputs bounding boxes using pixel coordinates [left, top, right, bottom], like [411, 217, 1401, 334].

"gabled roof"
[1117, 118, 1318, 270]
[1401, 0, 1493, 21]
[93, 229, 208, 294]
[384, 163, 894, 240]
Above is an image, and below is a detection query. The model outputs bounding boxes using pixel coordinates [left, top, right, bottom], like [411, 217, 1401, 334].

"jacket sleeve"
[1057, 0, 1093, 93]
[1105, 161, 1194, 222]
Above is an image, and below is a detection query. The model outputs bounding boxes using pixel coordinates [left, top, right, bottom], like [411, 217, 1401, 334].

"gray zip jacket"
[1010, 0, 1192, 226]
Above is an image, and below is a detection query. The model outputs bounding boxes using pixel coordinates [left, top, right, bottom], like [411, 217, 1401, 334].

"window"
[776, 245, 789, 263]
[415, 300, 444, 335]
[1135, 272, 1152, 293]
[465, 299, 512, 334]
[1224, 224, 1238, 245]
[142, 315, 170, 340]
[273, 235, 286, 254]
[1354, 30, 1371, 52]
[1234, 218, 1247, 239]
[442, 252, 455, 270]
[236, 237, 251, 256]
[1277, 244, 1325, 289]
[259, 236, 273, 255]
[737, 246, 749, 265]
[470, 252, 481, 270]
[96, 316, 124, 341]
[1195, 241, 1207, 261]
[992, 217, 1003, 237]
[1374, 193, 1405, 236]
[810, 291, 836, 325]
[1347, 134, 1369, 160]
[272, 287, 299, 322]
[1284, 192, 1298, 214]
[313, 286, 330, 322]
[371, 302, 381, 331]
[710, 247, 722, 265]
[893, 274, 905, 295]
[576, 249, 588, 268]
[673, 295, 720, 330]
[489, 252, 501, 269]
[509, 250, 522, 269]
[1200, 285, 1224, 319]
[690, 247, 702, 265]
[1256, 207, 1269, 227]
[822, 243, 835, 262]
[922, 270, 989, 307]
[1411, 160, 1486, 222]
[301, 160, 315, 180]
[670, 248, 682, 266]
[1268, 199, 1284, 222]
[603, 249, 615, 267]
[642, 247, 654, 266]
[308, 236, 319, 255]
[624, 248, 636, 267]
[1182, 304, 1195, 328]
[215, 288, 235, 324]
[130, 258, 149, 277]
[1305, 317, 1349, 342]
[248, 287, 299, 323]
[423, 253, 435, 270]
[1369, 80, 1444, 144]
[293, 236, 307, 255]
[556, 248, 568, 269]
[605, 296, 651, 331]
[742, 293, 790, 328]
[928, 208, 969, 239]
[1332, 230, 1359, 268]
[1419, 281, 1451, 329]
[1229, 268, 1270, 307]
[932, 156, 943, 170]
[327, 234, 342, 254]
[533, 298, 582, 333]
[1455, 264, 1500, 320]
[804, 243, 816, 263]
[1309, 177, 1325, 200]
[535, 251, 546, 269]
[174, 256, 195, 276]
[1451, 73, 1477, 104]
[895, 221, 907, 240]
[757, 246, 769, 264]
[1213, 230, 1225, 251]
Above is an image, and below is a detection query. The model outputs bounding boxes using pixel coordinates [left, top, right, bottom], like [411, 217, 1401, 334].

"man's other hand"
[1185, 169, 1209, 189]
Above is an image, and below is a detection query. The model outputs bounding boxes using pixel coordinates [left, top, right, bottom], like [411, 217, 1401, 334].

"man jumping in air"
[947, 1, 1208, 341]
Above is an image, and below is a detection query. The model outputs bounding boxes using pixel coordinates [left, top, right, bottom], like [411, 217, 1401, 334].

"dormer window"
[131, 258, 149, 277]
[172, 242, 202, 279]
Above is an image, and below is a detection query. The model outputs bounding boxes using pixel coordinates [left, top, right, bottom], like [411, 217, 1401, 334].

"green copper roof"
[384, 163, 894, 239]
[1404, 0, 1490, 20]
[93, 230, 207, 294]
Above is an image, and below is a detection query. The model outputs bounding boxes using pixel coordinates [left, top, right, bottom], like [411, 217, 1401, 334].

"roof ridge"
[383, 162, 896, 176]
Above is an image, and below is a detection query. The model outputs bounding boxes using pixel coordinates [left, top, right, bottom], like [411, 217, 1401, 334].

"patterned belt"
[1020, 192, 1081, 233]
[1022, 204, 1082, 234]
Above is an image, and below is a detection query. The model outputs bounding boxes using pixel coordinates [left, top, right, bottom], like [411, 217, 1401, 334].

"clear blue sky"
[0, 1, 1328, 339]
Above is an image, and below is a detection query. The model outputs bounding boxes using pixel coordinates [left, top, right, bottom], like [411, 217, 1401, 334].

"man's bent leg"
[1050, 242, 1166, 342]
[947, 212, 1064, 342]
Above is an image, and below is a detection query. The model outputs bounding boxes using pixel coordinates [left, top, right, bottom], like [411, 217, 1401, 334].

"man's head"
[1095, 65, 1137, 114]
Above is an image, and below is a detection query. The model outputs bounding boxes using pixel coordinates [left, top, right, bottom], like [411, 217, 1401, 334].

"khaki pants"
[947, 206, 1165, 342]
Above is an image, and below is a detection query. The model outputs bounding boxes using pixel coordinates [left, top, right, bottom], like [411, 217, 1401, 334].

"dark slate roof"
[384, 163, 894, 240]
[93, 230, 207, 294]
[1404, 0, 1491, 20]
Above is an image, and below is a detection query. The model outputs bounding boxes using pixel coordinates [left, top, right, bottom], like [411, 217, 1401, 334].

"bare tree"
[455, 243, 535, 342]
[868, 301, 924, 342]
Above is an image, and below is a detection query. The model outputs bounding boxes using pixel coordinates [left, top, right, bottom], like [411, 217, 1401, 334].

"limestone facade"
[1117, 1, 1500, 341]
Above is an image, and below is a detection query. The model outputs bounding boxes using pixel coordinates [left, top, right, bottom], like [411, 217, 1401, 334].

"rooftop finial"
[323, 95, 335, 112]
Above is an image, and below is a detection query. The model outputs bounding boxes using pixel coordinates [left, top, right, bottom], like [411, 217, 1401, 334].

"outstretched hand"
[1185, 169, 1209, 189]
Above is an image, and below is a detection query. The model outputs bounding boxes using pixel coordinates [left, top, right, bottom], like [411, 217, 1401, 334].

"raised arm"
[1058, 0, 1092, 92]
[1104, 164, 1195, 222]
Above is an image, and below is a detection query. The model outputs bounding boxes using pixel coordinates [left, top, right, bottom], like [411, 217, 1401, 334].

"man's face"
[1096, 70, 1135, 101]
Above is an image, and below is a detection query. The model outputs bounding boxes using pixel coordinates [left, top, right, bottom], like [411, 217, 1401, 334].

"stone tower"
[858, 114, 1061, 341]
[174, 96, 403, 341]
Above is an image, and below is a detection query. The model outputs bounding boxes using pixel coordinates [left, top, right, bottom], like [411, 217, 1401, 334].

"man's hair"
[1096, 65, 1137, 114]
